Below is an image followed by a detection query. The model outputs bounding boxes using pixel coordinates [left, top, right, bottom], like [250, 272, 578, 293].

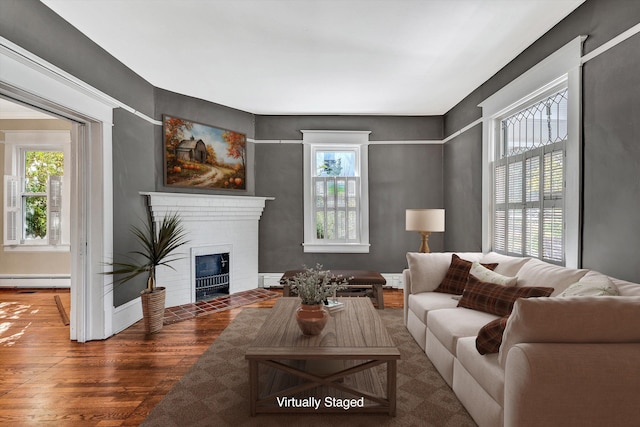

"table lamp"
[406, 209, 445, 253]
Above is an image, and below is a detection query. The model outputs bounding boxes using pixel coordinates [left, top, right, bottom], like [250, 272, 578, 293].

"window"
[493, 89, 567, 264]
[3, 131, 70, 250]
[480, 36, 583, 268]
[302, 130, 370, 253]
[313, 149, 359, 241]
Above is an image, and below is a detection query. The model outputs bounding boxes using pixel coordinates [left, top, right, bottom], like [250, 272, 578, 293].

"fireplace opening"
[195, 252, 230, 301]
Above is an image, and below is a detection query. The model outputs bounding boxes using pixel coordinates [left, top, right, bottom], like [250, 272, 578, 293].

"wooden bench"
[280, 269, 386, 309]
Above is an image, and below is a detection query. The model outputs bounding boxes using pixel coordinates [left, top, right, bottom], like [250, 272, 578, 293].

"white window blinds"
[493, 89, 567, 264]
[313, 176, 360, 242]
[48, 175, 63, 245]
[4, 176, 20, 245]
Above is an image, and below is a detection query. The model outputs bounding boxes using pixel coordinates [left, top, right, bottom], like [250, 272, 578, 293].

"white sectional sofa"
[403, 251, 640, 427]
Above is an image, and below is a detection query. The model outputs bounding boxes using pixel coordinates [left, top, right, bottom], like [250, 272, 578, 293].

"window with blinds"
[313, 150, 360, 242]
[493, 89, 567, 264]
[302, 130, 370, 253]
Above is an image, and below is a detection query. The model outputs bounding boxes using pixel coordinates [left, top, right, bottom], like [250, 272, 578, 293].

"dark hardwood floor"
[0, 288, 404, 426]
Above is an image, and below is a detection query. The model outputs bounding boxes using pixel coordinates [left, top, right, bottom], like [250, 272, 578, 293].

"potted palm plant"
[107, 212, 189, 334]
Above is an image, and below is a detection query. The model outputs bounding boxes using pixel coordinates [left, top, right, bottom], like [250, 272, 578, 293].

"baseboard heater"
[0, 275, 71, 288]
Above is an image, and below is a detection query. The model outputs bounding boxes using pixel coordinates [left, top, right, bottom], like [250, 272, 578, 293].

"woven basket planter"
[140, 287, 166, 334]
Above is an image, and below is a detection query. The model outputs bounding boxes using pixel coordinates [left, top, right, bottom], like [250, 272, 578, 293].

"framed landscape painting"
[163, 115, 246, 190]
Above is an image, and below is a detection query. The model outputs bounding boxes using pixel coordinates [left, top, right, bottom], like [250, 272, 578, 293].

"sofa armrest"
[505, 343, 640, 427]
[499, 296, 640, 366]
[403, 268, 411, 325]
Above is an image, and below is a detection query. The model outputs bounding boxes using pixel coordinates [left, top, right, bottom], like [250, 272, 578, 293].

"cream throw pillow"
[558, 277, 619, 297]
[470, 261, 517, 287]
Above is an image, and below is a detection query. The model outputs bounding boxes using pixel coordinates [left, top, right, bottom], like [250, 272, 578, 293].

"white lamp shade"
[406, 209, 445, 232]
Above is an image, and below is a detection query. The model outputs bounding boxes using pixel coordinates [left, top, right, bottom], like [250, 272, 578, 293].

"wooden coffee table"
[245, 297, 400, 416]
[280, 270, 387, 309]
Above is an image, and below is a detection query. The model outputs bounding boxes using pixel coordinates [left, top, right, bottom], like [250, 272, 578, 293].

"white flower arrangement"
[284, 264, 349, 305]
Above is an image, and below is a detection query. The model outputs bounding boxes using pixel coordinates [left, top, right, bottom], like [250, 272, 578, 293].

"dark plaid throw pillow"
[434, 254, 499, 295]
[458, 275, 554, 316]
[476, 316, 509, 355]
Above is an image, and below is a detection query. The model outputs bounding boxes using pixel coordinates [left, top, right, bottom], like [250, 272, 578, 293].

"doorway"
[0, 96, 74, 329]
[0, 94, 87, 337]
[1, 39, 116, 341]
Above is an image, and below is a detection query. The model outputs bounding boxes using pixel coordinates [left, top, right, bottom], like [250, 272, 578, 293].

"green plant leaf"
[103, 212, 189, 291]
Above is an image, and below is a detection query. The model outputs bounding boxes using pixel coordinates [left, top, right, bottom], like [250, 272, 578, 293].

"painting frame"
[163, 115, 247, 191]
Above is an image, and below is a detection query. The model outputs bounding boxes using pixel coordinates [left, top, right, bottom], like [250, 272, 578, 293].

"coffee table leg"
[249, 360, 257, 416]
[388, 359, 397, 416]
[374, 283, 384, 309]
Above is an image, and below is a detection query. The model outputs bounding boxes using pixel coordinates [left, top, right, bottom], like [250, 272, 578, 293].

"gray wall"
[443, 0, 640, 281]
[256, 115, 442, 141]
[255, 115, 444, 272]
[111, 109, 156, 305]
[443, 124, 483, 251]
[581, 32, 640, 281]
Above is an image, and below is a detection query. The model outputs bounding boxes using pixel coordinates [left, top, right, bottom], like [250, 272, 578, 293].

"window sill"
[302, 243, 370, 254]
[4, 244, 70, 253]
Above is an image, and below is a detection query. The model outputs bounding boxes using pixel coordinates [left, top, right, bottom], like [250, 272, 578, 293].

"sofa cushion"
[434, 254, 498, 295]
[480, 252, 531, 277]
[470, 261, 517, 287]
[406, 252, 482, 293]
[476, 315, 510, 355]
[499, 296, 640, 367]
[611, 277, 640, 296]
[456, 336, 505, 405]
[427, 307, 499, 355]
[408, 292, 459, 324]
[515, 257, 587, 296]
[458, 275, 554, 316]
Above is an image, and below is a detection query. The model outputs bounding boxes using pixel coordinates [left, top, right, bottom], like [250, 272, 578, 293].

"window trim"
[302, 130, 371, 253]
[3, 130, 71, 252]
[479, 36, 584, 268]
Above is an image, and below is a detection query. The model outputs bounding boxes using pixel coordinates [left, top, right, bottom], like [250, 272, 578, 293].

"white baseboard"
[112, 297, 142, 335]
[258, 273, 284, 288]
[381, 273, 404, 289]
[259, 272, 404, 289]
[0, 274, 71, 288]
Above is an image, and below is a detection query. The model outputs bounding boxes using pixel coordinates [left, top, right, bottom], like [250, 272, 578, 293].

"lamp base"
[418, 231, 431, 253]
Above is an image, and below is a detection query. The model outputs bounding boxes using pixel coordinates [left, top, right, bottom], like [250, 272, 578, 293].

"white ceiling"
[0, 98, 57, 120]
[41, 0, 585, 116]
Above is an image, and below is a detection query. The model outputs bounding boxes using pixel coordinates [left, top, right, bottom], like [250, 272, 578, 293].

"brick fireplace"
[142, 192, 272, 308]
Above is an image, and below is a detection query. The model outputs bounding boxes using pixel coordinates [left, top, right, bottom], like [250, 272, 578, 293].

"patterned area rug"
[142, 308, 476, 426]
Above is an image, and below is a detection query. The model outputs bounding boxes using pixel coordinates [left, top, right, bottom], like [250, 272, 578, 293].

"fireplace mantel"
[141, 192, 274, 220]
[140, 192, 273, 307]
